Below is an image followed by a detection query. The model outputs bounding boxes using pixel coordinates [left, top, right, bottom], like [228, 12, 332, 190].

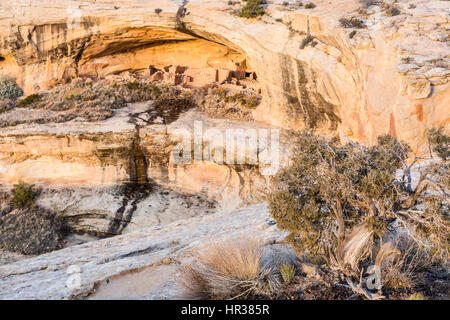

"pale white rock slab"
[0, 203, 286, 300]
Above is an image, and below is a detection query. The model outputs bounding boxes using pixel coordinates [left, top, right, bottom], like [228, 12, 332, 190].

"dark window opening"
[245, 72, 257, 80]
[0, 56, 5, 62]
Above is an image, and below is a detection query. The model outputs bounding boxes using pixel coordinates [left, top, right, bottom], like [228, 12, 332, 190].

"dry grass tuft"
[382, 243, 428, 290]
[180, 238, 280, 299]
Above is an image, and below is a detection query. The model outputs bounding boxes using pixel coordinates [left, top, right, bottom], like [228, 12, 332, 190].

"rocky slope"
[0, 203, 286, 299]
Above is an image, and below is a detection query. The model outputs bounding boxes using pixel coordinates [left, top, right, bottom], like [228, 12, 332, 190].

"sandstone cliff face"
[0, 101, 289, 209]
[0, 0, 448, 205]
[0, 0, 448, 148]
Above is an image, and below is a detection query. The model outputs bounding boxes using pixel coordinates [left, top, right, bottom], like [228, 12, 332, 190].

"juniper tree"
[269, 130, 449, 278]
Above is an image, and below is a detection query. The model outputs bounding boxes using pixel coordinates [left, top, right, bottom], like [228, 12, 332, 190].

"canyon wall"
[0, 0, 448, 203]
[0, 102, 288, 208]
[1, 0, 448, 146]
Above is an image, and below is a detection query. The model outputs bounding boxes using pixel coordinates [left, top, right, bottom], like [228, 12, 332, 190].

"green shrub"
[146, 83, 162, 99]
[212, 87, 228, 98]
[305, 2, 316, 9]
[0, 77, 23, 99]
[240, 0, 265, 18]
[123, 82, 162, 100]
[280, 264, 296, 283]
[18, 94, 41, 107]
[12, 181, 37, 209]
[153, 96, 196, 121]
[270, 132, 406, 260]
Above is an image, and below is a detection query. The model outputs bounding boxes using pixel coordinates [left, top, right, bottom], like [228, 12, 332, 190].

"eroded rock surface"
[0, 99, 291, 209]
[0, 0, 448, 148]
[0, 203, 285, 300]
[37, 184, 217, 237]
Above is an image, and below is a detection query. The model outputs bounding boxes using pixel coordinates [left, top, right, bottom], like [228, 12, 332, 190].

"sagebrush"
[0, 77, 23, 100]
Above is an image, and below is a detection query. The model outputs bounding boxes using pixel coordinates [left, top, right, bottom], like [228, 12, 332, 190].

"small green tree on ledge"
[12, 181, 37, 209]
[240, 0, 265, 18]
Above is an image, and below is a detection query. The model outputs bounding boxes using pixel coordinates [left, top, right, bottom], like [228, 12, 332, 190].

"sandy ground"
[88, 264, 181, 300]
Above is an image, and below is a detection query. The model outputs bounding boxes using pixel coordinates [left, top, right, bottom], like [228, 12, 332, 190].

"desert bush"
[18, 94, 41, 107]
[1, 79, 168, 127]
[199, 89, 260, 120]
[382, 3, 401, 16]
[240, 0, 265, 18]
[64, 93, 81, 101]
[224, 92, 260, 108]
[382, 243, 428, 291]
[427, 127, 449, 160]
[387, 6, 400, 16]
[339, 17, 365, 28]
[180, 238, 280, 299]
[0, 77, 23, 100]
[280, 264, 296, 283]
[124, 81, 142, 90]
[12, 181, 37, 209]
[305, 2, 316, 9]
[150, 94, 197, 123]
[0, 204, 63, 255]
[300, 35, 314, 49]
[270, 132, 407, 264]
[244, 95, 259, 108]
[269, 130, 449, 279]
[0, 98, 16, 114]
[212, 87, 228, 98]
